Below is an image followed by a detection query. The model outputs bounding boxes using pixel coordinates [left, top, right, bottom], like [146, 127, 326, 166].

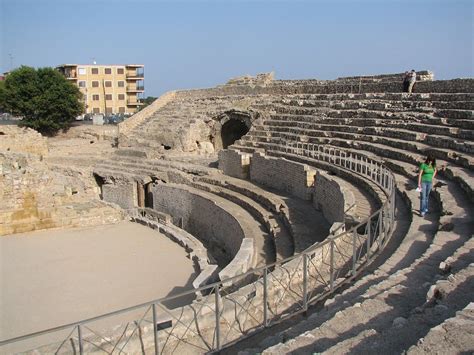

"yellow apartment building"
[56, 64, 145, 115]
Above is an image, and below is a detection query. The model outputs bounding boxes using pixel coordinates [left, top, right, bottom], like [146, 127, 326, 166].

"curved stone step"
[267, 111, 474, 132]
[193, 177, 295, 261]
[439, 236, 474, 275]
[261, 255, 473, 354]
[406, 302, 474, 355]
[234, 151, 472, 354]
[190, 179, 279, 263]
[262, 118, 474, 147]
[239, 133, 474, 199]
[245, 127, 474, 169]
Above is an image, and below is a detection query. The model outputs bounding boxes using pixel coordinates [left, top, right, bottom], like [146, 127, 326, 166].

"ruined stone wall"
[0, 153, 122, 236]
[250, 153, 316, 200]
[58, 125, 118, 143]
[151, 183, 247, 266]
[102, 182, 137, 210]
[174, 78, 474, 99]
[335, 70, 434, 82]
[0, 126, 122, 236]
[313, 171, 350, 224]
[225, 72, 275, 87]
[0, 126, 48, 157]
[218, 149, 251, 179]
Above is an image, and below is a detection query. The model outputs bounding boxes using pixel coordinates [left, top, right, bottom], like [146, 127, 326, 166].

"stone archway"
[212, 110, 253, 151]
[221, 118, 250, 149]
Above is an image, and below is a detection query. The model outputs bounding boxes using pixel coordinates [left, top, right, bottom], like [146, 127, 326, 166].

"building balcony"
[126, 85, 145, 92]
[56, 65, 78, 80]
[127, 100, 144, 106]
[60, 70, 77, 79]
[126, 71, 144, 79]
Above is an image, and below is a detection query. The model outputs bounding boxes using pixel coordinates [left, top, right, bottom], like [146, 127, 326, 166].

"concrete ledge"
[219, 238, 255, 283]
[150, 183, 262, 270]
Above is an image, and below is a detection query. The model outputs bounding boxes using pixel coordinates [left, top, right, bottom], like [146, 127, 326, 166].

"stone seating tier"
[234, 131, 474, 202]
[119, 87, 473, 157]
[190, 178, 293, 261]
[261, 114, 474, 140]
[251, 169, 473, 354]
[406, 302, 474, 355]
[261, 115, 474, 145]
[252, 122, 474, 157]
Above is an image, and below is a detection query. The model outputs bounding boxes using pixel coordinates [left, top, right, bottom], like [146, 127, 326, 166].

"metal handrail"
[0, 144, 396, 353]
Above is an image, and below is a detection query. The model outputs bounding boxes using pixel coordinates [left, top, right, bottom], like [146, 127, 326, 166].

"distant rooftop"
[56, 64, 144, 68]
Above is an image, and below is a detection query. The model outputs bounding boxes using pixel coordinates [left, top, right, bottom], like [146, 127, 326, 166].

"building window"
[106, 107, 113, 114]
[104, 81, 112, 87]
[93, 108, 100, 113]
[91, 68, 99, 75]
[104, 68, 112, 75]
[92, 81, 99, 88]
[119, 107, 126, 113]
[117, 68, 124, 75]
[105, 94, 113, 101]
[118, 81, 125, 87]
[92, 94, 100, 101]
[78, 81, 86, 88]
[118, 94, 125, 100]
[78, 68, 86, 75]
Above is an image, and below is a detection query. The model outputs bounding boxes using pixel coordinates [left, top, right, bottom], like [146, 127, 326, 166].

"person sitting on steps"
[418, 154, 437, 217]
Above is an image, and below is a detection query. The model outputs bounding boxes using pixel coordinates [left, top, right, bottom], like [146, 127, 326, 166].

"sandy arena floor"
[0, 221, 196, 343]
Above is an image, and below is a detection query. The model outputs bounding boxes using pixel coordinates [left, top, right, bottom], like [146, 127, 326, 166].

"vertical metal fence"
[0, 145, 396, 354]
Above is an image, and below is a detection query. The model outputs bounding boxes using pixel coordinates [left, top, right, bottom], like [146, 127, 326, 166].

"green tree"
[138, 96, 157, 111]
[0, 80, 5, 111]
[2, 66, 83, 134]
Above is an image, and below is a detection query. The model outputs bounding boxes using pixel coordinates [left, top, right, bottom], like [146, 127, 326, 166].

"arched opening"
[93, 173, 105, 199]
[221, 118, 250, 149]
[144, 182, 154, 208]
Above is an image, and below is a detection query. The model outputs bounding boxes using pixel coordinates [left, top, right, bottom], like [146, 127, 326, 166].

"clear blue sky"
[1, 0, 473, 96]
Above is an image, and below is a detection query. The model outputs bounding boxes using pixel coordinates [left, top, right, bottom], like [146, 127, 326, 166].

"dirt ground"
[0, 221, 196, 343]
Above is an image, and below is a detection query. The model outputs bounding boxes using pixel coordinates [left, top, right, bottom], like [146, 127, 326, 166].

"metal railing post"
[352, 230, 357, 276]
[366, 217, 372, 262]
[215, 286, 221, 351]
[152, 303, 159, 355]
[77, 325, 83, 355]
[303, 254, 308, 311]
[263, 268, 268, 327]
[379, 209, 384, 247]
[330, 239, 335, 292]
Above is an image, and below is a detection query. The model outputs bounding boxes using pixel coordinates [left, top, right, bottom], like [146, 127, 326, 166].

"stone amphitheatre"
[0, 71, 473, 354]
